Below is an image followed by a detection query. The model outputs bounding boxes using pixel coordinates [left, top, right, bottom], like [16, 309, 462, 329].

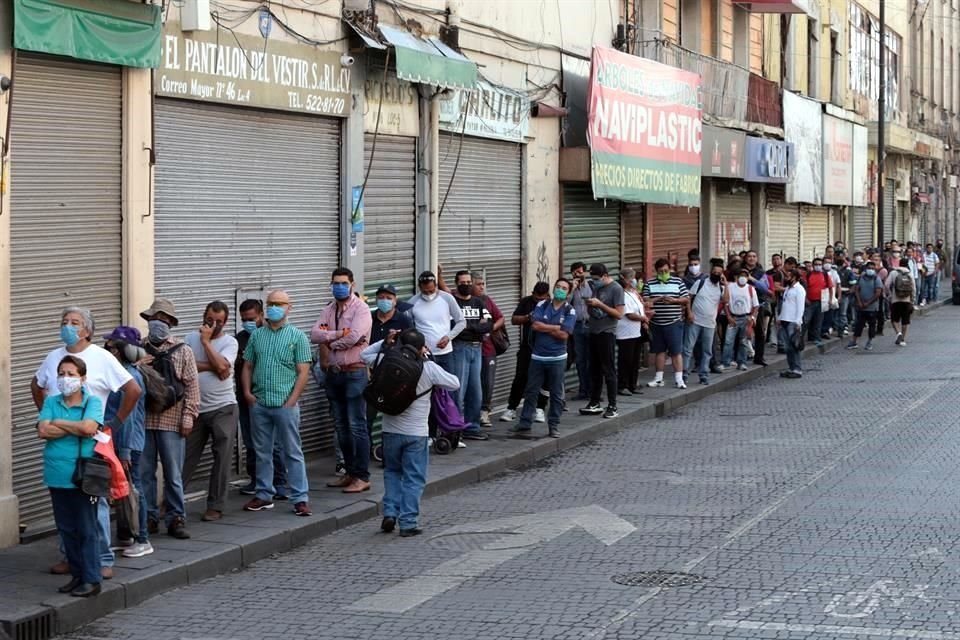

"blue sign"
[351, 185, 364, 233]
[258, 7, 273, 39]
[744, 137, 793, 184]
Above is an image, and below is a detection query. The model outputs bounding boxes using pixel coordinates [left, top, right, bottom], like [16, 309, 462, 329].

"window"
[808, 18, 819, 98]
[679, 0, 700, 53]
[733, 4, 749, 67]
[830, 29, 841, 105]
[848, 3, 900, 119]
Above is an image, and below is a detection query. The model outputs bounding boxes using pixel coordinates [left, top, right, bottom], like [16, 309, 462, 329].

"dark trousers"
[50, 488, 101, 585]
[617, 337, 642, 392]
[481, 354, 497, 412]
[804, 301, 824, 342]
[853, 309, 879, 340]
[754, 306, 769, 362]
[508, 346, 547, 411]
[588, 332, 617, 407]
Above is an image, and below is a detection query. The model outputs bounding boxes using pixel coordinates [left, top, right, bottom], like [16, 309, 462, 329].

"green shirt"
[39, 390, 104, 489]
[243, 322, 312, 408]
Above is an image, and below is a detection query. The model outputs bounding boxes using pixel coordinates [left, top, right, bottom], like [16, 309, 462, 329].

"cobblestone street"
[60, 305, 960, 640]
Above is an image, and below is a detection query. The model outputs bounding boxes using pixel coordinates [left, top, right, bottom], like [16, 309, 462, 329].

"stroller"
[429, 388, 469, 454]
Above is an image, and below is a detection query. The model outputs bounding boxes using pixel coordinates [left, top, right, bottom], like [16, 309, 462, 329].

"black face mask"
[710, 274, 722, 284]
[457, 283, 472, 297]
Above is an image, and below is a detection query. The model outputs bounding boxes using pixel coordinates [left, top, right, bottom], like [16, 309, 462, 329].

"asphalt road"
[62, 305, 960, 640]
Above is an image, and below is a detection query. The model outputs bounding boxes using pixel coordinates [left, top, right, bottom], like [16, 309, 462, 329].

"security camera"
[340, 54, 355, 67]
[0, 75, 10, 93]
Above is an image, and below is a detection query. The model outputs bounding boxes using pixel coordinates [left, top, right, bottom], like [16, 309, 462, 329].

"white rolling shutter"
[801, 207, 830, 261]
[767, 203, 801, 261]
[714, 191, 752, 258]
[851, 206, 874, 251]
[562, 183, 621, 276]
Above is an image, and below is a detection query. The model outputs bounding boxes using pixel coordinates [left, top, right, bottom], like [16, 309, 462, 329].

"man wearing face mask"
[409, 271, 466, 374]
[846, 260, 883, 351]
[721, 269, 760, 371]
[313, 268, 374, 493]
[820, 257, 841, 340]
[447, 270, 493, 441]
[643, 259, 690, 389]
[803, 258, 831, 350]
[182, 301, 239, 522]
[683, 261, 725, 386]
[139, 298, 200, 540]
[33, 306, 141, 577]
[568, 262, 593, 400]
[682, 252, 703, 289]
[778, 269, 806, 379]
[580, 263, 625, 417]
[743, 251, 771, 365]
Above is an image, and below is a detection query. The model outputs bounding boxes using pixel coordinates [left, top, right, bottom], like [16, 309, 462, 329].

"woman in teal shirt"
[37, 355, 104, 598]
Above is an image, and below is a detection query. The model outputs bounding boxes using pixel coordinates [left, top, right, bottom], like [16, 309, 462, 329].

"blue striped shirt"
[642, 277, 689, 326]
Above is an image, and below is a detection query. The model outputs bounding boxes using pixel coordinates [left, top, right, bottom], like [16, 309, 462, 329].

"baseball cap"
[376, 284, 398, 296]
[103, 325, 142, 345]
[589, 263, 608, 277]
[418, 271, 437, 284]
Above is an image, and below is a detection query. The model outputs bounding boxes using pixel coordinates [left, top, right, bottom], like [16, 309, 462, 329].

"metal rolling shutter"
[895, 202, 908, 243]
[851, 206, 873, 251]
[648, 205, 699, 275]
[714, 191, 752, 258]
[438, 133, 522, 407]
[801, 206, 830, 261]
[562, 184, 621, 276]
[154, 99, 340, 456]
[767, 203, 801, 261]
[363, 134, 417, 299]
[882, 181, 895, 244]
[622, 204, 644, 276]
[10, 55, 123, 526]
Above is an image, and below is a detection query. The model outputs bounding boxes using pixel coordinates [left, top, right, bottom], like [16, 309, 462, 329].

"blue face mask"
[60, 324, 81, 347]
[331, 283, 351, 301]
[376, 298, 395, 313]
[265, 305, 286, 323]
[242, 320, 258, 334]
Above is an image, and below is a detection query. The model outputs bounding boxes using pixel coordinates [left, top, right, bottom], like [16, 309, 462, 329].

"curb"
[1, 297, 950, 638]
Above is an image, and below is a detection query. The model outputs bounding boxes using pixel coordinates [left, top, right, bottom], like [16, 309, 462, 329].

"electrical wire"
[353, 49, 391, 225]
[438, 92, 470, 219]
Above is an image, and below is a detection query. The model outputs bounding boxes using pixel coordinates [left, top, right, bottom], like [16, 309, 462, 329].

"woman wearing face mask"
[38, 355, 105, 597]
[616, 269, 646, 396]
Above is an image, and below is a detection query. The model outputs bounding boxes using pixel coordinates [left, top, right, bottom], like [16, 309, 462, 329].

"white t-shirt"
[408, 291, 465, 355]
[185, 332, 239, 413]
[616, 291, 645, 340]
[690, 278, 723, 329]
[727, 284, 759, 316]
[35, 343, 133, 407]
[923, 251, 940, 273]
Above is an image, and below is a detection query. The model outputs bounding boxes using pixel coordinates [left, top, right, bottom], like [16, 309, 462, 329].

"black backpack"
[364, 343, 431, 416]
[142, 342, 186, 414]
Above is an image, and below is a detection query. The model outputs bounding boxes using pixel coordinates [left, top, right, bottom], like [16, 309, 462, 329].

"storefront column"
[0, 2, 18, 548]
[122, 67, 154, 331]
[701, 178, 716, 260]
[751, 183, 767, 263]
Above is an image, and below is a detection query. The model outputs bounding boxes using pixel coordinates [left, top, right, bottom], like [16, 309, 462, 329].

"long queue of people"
[33, 240, 945, 598]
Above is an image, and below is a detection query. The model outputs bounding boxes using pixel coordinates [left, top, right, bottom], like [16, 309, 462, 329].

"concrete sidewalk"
[0, 298, 951, 639]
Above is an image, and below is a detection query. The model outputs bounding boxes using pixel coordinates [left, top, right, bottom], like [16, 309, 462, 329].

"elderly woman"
[616, 268, 645, 395]
[38, 355, 105, 597]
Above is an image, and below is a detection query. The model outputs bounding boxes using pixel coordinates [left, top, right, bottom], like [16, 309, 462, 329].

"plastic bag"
[93, 427, 130, 500]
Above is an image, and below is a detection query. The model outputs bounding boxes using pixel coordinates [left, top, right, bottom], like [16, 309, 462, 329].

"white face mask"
[57, 375, 82, 396]
[737, 276, 748, 286]
[689, 264, 701, 276]
[422, 292, 438, 302]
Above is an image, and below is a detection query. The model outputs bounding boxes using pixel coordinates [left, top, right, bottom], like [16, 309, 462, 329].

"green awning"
[379, 24, 477, 91]
[14, 0, 161, 68]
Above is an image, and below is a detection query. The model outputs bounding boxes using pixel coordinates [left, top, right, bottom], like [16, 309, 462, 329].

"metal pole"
[877, 0, 886, 250]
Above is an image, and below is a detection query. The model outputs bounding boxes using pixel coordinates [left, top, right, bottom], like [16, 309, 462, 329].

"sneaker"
[334, 463, 347, 477]
[243, 497, 275, 512]
[744, 342, 755, 359]
[381, 516, 396, 533]
[602, 406, 619, 419]
[785, 371, 803, 379]
[548, 427, 560, 438]
[737, 363, 748, 371]
[699, 377, 709, 386]
[675, 380, 687, 389]
[479, 410, 492, 427]
[920, 300, 927, 306]
[239, 482, 257, 496]
[579, 403, 603, 415]
[647, 379, 664, 388]
[399, 528, 423, 538]
[845, 341, 859, 350]
[864, 340, 873, 351]
[462, 431, 489, 441]
[900, 340, 907, 346]
[895, 333, 903, 345]
[618, 388, 633, 396]
[713, 364, 726, 372]
[510, 424, 532, 434]
[457, 440, 467, 448]
[167, 517, 190, 540]
[122, 542, 155, 558]
[293, 502, 312, 517]
[499, 409, 517, 422]
[534, 409, 546, 423]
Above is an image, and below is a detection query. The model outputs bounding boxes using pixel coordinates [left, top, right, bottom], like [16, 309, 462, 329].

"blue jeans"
[923, 273, 938, 302]
[141, 429, 186, 527]
[683, 323, 715, 379]
[722, 316, 750, 366]
[803, 301, 823, 344]
[381, 432, 429, 531]
[572, 322, 591, 398]
[452, 342, 483, 433]
[324, 370, 370, 482]
[519, 359, 565, 428]
[778, 321, 802, 373]
[433, 352, 455, 375]
[128, 451, 149, 544]
[240, 402, 288, 491]
[50, 488, 101, 584]
[836, 295, 852, 333]
[251, 403, 310, 502]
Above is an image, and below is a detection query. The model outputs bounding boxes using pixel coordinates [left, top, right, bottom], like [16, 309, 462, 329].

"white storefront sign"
[439, 78, 529, 143]
[783, 91, 823, 205]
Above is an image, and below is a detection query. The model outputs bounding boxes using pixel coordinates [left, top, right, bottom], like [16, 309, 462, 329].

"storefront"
[801, 206, 831, 261]
[703, 125, 751, 259]
[744, 137, 795, 262]
[154, 22, 350, 455]
[851, 205, 874, 251]
[562, 184, 622, 275]
[437, 79, 528, 406]
[9, 0, 161, 525]
[821, 112, 867, 255]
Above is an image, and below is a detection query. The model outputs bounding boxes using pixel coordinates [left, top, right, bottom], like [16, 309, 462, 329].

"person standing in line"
[182, 301, 239, 522]
[885, 258, 916, 347]
[408, 271, 465, 374]
[470, 272, 504, 428]
[721, 269, 760, 371]
[743, 250, 771, 365]
[802, 257, 831, 350]
[448, 270, 493, 441]
[568, 262, 593, 400]
[313, 268, 374, 493]
[778, 269, 806, 379]
[579, 263, 625, 418]
[920, 243, 940, 305]
[642, 259, 690, 389]
[683, 261, 724, 385]
[846, 260, 884, 351]
[500, 282, 550, 424]
[241, 289, 313, 516]
[368, 283, 414, 450]
[616, 268, 645, 396]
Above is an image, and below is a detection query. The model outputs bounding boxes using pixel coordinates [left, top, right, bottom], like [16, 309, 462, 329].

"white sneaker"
[647, 379, 664, 387]
[499, 409, 516, 422]
[744, 342, 755, 359]
[122, 541, 154, 558]
[480, 410, 491, 427]
[675, 380, 687, 389]
[534, 409, 546, 423]
[457, 440, 467, 448]
[899, 340, 907, 346]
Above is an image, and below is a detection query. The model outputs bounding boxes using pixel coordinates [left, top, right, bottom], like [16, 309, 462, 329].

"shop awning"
[378, 24, 477, 91]
[734, 0, 815, 15]
[916, 193, 931, 204]
[13, 0, 161, 68]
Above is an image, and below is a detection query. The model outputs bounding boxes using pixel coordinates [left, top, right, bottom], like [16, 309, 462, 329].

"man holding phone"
[183, 300, 239, 522]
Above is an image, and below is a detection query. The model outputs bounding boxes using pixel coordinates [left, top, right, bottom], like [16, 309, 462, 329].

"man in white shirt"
[721, 269, 760, 371]
[778, 269, 806, 379]
[183, 301, 239, 522]
[361, 329, 460, 537]
[408, 270, 466, 374]
[683, 261, 724, 385]
[920, 243, 941, 305]
[32, 306, 141, 579]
